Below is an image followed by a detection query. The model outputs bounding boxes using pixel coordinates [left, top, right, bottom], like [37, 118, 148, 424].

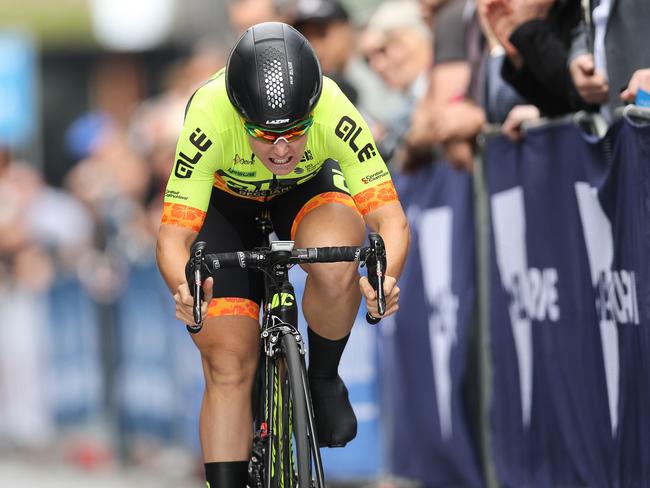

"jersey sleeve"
[161, 87, 220, 232]
[321, 79, 399, 216]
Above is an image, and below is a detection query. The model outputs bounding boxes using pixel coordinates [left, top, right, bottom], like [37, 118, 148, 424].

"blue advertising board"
[0, 31, 37, 147]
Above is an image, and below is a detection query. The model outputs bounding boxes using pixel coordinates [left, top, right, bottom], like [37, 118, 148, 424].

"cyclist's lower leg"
[293, 202, 365, 446]
[191, 314, 260, 487]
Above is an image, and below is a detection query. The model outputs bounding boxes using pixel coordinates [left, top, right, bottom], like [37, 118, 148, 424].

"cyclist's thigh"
[193, 189, 265, 362]
[197, 188, 265, 321]
[270, 158, 365, 246]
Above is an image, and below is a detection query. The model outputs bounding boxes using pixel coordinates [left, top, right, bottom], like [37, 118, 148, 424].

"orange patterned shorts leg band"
[290, 192, 360, 240]
[207, 297, 260, 320]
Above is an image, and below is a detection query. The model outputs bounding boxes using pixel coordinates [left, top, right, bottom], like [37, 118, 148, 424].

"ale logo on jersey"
[334, 116, 377, 162]
[174, 127, 213, 178]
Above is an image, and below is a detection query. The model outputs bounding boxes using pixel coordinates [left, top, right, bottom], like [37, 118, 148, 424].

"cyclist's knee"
[308, 261, 359, 297]
[193, 316, 259, 390]
[201, 349, 257, 390]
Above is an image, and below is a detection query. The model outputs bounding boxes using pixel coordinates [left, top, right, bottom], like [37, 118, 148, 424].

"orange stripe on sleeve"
[161, 202, 207, 233]
[352, 181, 399, 216]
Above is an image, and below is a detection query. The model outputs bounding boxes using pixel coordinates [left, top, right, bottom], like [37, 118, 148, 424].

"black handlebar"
[204, 246, 364, 272]
[185, 234, 387, 333]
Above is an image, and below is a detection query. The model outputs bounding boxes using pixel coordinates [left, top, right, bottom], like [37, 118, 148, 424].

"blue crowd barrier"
[484, 112, 650, 487]
[116, 259, 203, 452]
[384, 162, 483, 487]
[47, 277, 104, 425]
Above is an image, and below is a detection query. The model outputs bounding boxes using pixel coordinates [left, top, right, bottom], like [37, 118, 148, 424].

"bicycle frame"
[250, 212, 325, 487]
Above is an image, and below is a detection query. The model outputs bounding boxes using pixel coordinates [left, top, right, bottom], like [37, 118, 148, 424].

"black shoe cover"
[308, 375, 357, 447]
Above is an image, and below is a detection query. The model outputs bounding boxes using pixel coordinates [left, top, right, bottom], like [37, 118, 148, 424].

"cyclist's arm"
[156, 83, 221, 322]
[158, 225, 193, 292]
[363, 202, 409, 281]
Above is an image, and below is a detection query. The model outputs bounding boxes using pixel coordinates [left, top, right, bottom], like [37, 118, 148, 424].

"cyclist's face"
[248, 133, 309, 175]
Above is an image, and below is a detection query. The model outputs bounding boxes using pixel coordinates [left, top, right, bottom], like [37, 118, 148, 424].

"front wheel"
[282, 333, 325, 487]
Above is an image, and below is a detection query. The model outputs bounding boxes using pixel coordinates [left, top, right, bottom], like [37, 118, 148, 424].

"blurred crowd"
[1, 0, 649, 483]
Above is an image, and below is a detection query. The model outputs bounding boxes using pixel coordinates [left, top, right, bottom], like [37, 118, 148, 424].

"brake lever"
[186, 241, 207, 334]
[365, 233, 387, 325]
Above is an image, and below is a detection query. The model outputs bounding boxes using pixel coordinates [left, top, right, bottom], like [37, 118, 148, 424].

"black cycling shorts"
[197, 159, 359, 319]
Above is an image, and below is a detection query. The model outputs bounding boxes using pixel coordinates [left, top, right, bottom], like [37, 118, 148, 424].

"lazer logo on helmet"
[174, 127, 213, 178]
[335, 116, 377, 162]
[265, 119, 290, 125]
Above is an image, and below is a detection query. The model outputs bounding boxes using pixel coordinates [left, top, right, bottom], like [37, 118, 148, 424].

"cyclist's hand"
[359, 275, 400, 319]
[174, 277, 213, 324]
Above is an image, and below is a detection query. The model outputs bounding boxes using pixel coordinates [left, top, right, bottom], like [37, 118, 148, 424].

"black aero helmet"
[226, 22, 323, 129]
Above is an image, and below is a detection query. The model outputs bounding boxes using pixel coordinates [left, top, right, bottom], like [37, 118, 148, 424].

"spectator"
[474, 0, 527, 124]
[361, 0, 435, 169]
[228, 0, 295, 35]
[569, 0, 650, 118]
[0, 151, 94, 452]
[416, 0, 486, 171]
[484, 0, 589, 117]
[293, 0, 403, 141]
[293, 0, 359, 103]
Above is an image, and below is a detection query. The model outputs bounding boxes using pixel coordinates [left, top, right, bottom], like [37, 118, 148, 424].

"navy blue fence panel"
[47, 277, 103, 425]
[382, 162, 482, 487]
[484, 114, 650, 487]
[116, 259, 203, 451]
[605, 116, 650, 484]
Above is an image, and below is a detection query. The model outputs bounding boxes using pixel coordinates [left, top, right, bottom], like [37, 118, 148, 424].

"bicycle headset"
[225, 21, 323, 130]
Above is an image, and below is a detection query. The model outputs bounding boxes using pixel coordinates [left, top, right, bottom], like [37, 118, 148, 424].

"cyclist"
[156, 22, 409, 487]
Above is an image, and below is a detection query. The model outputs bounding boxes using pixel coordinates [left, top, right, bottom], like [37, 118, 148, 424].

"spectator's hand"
[511, 0, 555, 24]
[483, 0, 521, 65]
[502, 104, 541, 140]
[405, 99, 436, 148]
[620, 68, 650, 103]
[569, 54, 609, 105]
[174, 277, 214, 325]
[443, 140, 475, 172]
[430, 101, 486, 142]
[477, 0, 502, 50]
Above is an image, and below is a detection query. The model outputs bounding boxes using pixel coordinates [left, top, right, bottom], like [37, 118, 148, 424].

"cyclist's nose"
[272, 139, 291, 157]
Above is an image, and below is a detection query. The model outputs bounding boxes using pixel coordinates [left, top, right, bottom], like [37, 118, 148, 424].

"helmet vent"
[260, 47, 287, 110]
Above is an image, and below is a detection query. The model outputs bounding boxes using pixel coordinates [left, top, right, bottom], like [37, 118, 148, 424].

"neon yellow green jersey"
[162, 69, 398, 232]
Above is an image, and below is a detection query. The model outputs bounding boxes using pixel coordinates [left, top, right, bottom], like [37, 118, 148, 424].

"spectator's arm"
[569, 54, 609, 105]
[501, 19, 594, 115]
[568, 21, 590, 64]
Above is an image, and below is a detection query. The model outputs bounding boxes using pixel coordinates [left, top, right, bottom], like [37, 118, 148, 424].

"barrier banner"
[605, 116, 650, 484]
[116, 262, 179, 441]
[484, 115, 650, 486]
[382, 162, 482, 487]
[47, 278, 104, 424]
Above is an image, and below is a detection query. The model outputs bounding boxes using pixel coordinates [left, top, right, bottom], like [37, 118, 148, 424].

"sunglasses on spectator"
[243, 117, 314, 144]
